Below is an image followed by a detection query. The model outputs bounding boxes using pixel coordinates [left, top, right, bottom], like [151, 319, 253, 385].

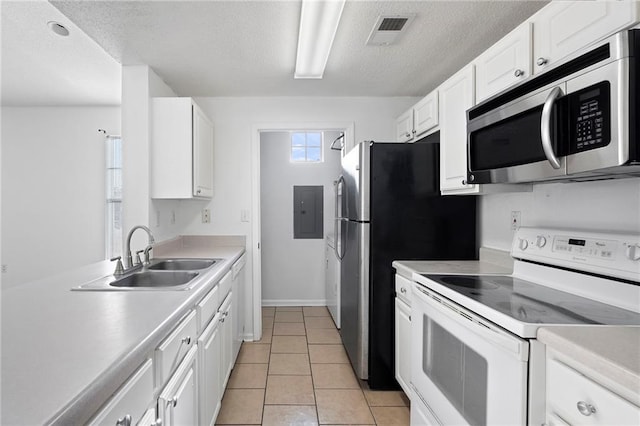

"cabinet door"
[413, 91, 438, 137]
[231, 258, 246, 363]
[192, 104, 214, 198]
[532, 1, 638, 75]
[394, 298, 411, 397]
[439, 64, 477, 194]
[198, 315, 222, 426]
[159, 346, 198, 426]
[475, 22, 531, 103]
[219, 293, 234, 391]
[138, 407, 161, 426]
[88, 359, 154, 426]
[396, 108, 414, 142]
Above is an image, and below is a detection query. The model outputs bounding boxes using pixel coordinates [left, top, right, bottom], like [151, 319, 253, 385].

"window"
[106, 136, 123, 259]
[291, 132, 323, 162]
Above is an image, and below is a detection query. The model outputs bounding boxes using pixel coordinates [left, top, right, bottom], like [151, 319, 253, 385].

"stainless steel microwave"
[467, 29, 640, 184]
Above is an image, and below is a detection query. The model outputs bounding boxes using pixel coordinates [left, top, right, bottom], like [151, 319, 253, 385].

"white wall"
[480, 178, 640, 251]
[260, 131, 342, 305]
[1, 106, 120, 287]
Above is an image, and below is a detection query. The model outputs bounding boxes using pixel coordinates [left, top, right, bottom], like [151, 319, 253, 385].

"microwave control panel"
[568, 81, 611, 153]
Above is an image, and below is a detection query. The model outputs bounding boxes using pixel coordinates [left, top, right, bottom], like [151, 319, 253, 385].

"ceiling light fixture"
[294, 0, 346, 79]
[47, 21, 70, 37]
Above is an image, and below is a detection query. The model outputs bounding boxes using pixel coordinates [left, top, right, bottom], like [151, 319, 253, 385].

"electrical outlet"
[171, 210, 176, 225]
[511, 211, 521, 230]
[1, 265, 7, 273]
[241, 209, 250, 222]
[202, 209, 211, 223]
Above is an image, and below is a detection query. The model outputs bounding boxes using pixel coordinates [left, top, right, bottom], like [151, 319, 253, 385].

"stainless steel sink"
[72, 258, 222, 291]
[148, 258, 217, 271]
[109, 271, 198, 288]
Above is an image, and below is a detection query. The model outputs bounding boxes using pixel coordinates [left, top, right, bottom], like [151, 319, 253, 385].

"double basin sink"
[73, 258, 221, 291]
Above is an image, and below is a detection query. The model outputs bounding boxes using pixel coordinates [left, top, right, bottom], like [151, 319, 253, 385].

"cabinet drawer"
[218, 270, 232, 299]
[547, 358, 640, 425]
[196, 284, 220, 334]
[395, 274, 412, 306]
[88, 359, 153, 425]
[155, 310, 197, 387]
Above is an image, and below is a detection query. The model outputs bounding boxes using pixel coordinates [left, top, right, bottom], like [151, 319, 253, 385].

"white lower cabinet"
[394, 274, 412, 397]
[546, 353, 640, 425]
[394, 299, 411, 397]
[231, 254, 246, 363]
[219, 293, 234, 391]
[158, 346, 198, 426]
[137, 407, 161, 426]
[197, 312, 223, 426]
[88, 359, 154, 426]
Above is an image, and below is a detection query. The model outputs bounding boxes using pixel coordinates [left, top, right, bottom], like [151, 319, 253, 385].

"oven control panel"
[512, 227, 640, 282]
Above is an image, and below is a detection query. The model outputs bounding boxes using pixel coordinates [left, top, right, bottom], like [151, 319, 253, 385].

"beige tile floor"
[216, 306, 410, 425]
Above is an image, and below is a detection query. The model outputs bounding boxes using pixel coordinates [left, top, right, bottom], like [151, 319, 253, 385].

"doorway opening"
[250, 122, 353, 340]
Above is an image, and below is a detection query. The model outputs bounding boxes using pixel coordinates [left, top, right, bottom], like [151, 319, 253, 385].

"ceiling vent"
[366, 14, 415, 46]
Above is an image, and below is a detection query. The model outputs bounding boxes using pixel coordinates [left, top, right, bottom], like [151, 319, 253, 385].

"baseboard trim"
[261, 299, 327, 307]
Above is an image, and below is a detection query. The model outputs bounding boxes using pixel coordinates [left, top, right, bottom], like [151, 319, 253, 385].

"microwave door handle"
[540, 86, 563, 169]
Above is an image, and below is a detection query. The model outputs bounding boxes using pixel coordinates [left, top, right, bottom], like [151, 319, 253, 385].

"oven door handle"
[540, 86, 563, 169]
[413, 284, 529, 361]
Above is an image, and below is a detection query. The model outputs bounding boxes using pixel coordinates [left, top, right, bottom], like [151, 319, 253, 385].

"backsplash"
[480, 177, 640, 251]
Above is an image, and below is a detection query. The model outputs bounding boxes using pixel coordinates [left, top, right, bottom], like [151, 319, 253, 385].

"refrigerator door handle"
[335, 218, 346, 260]
[335, 175, 345, 219]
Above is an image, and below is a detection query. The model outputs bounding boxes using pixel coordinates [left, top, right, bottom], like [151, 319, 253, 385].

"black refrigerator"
[335, 132, 477, 389]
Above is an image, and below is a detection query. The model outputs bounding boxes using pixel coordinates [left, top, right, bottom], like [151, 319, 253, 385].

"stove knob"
[535, 235, 547, 248]
[626, 244, 640, 261]
[518, 238, 528, 251]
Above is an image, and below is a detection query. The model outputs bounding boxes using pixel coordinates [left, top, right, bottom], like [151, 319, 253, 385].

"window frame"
[105, 135, 123, 259]
[290, 131, 324, 163]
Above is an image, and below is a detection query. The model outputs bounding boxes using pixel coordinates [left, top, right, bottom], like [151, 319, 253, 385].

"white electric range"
[409, 227, 640, 426]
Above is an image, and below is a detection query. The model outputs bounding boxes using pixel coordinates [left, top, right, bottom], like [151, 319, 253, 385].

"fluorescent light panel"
[294, 0, 346, 79]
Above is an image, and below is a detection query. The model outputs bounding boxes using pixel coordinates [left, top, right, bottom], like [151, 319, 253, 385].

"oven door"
[411, 283, 529, 426]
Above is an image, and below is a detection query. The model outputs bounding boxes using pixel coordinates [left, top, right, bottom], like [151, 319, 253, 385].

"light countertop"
[538, 326, 640, 405]
[1, 235, 245, 425]
[392, 247, 513, 279]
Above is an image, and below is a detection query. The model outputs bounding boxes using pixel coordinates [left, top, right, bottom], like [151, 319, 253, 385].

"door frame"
[250, 122, 354, 340]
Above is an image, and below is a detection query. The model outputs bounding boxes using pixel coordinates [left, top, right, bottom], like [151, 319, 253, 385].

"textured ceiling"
[1, 0, 121, 106]
[51, 0, 547, 98]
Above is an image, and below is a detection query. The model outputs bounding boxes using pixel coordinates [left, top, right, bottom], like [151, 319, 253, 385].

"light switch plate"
[511, 211, 521, 230]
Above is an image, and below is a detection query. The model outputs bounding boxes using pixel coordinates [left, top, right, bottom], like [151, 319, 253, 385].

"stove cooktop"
[421, 274, 640, 326]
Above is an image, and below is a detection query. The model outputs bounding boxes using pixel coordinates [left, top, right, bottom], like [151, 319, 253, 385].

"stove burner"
[440, 276, 499, 290]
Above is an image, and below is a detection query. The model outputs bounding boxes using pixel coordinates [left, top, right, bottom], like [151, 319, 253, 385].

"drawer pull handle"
[181, 336, 191, 345]
[400, 288, 406, 293]
[514, 69, 524, 77]
[116, 414, 132, 426]
[536, 57, 548, 66]
[577, 401, 596, 416]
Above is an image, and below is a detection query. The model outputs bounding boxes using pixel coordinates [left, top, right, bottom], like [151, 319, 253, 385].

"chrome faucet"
[125, 225, 155, 268]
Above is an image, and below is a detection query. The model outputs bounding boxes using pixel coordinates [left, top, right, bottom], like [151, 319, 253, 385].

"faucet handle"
[143, 245, 153, 265]
[134, 250, 144, 266]
[111, 256, 125, 276]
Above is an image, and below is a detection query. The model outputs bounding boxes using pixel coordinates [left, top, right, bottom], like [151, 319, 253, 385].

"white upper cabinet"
[475, 22, 532, 103]
[413, 91, 439, 137]
[395, 90, 438, 142]
[152, 97, 214, 199]
[396, 108, 414, 142]
[532, 0, 639, 75]
[439, 64, 478, 194]
[193, 105, 214, 198]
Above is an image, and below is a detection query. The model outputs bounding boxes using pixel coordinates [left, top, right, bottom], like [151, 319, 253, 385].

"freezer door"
[339, 220, 370, 379]
[341, 142, 370, 221]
